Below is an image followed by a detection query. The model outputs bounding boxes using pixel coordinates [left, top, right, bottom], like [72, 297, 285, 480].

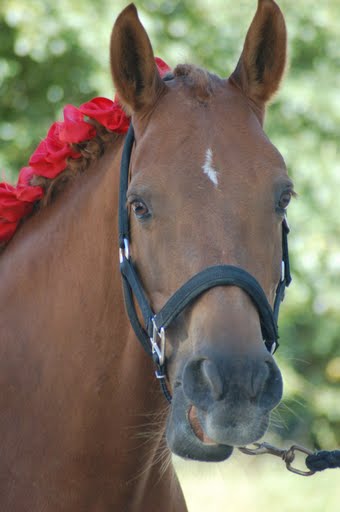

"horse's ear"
[110, 3, 165, 114]
[230, 0, 287, 111]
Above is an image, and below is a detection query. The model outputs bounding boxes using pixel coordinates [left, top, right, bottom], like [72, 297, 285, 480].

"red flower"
[79, 97, 130, 133]
[155, 57, 171, 77]
[59, 105, 96, 143]
[0, 183, 34, 223]
[29, 122, 80, 178]
[0, 167, 44, 242]
[0, 219, 19, 242]
[17, 167, 44, 202]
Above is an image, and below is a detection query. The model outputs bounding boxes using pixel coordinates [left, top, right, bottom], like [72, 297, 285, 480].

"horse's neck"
[0, 138, 186, 511]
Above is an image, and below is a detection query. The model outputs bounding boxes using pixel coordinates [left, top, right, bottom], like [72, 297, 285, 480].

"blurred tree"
[0, 0, 339, 448]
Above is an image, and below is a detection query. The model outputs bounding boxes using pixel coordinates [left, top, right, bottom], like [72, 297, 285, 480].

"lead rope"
[238, 442, 340, 476]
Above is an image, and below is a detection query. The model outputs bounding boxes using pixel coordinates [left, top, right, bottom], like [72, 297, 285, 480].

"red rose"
[29, 122, 80, 178]
[17, 167, 44, 202]
[155, 57, 171, 77]
[0, 219, 18, 242]
[0, 183, 34, 222]
[79, 97, 130, 133]
[59, 105, 96, 143]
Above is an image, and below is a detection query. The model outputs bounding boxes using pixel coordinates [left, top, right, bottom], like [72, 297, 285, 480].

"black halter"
[119, 124, 291, 402]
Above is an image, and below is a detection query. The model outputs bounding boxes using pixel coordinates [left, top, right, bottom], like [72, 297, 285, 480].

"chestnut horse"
[0, 1, 293, 510]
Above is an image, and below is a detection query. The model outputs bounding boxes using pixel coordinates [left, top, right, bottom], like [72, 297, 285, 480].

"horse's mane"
[37, 65, 214, 204]
[32, 65, 213, 207]
[0, 99, 130, 254]
[32, 122, 119, 208]
[0, 58, 172, 253]
[0, 59, 216, 253]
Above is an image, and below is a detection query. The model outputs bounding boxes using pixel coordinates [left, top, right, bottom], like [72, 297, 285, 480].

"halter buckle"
[150, 319, 165, 366]
[119, 238, 130, 263]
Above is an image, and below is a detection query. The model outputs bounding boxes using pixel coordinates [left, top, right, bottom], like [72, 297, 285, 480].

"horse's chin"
[166, 388, 233, 462]
[166, 386, 270, 462]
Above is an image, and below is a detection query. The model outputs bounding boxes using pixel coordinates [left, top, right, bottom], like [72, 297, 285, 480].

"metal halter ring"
[150, 319, 166, 366]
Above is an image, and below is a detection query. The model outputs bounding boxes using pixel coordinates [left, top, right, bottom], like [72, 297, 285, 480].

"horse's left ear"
[230, 0, 287, 114]
[110, 3, 165, 114]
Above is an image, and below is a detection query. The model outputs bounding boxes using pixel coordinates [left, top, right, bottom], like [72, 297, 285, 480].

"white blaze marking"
[202, 148, 218, 187]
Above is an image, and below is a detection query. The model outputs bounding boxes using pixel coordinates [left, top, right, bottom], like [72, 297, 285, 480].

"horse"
[0, 1, 292, 510]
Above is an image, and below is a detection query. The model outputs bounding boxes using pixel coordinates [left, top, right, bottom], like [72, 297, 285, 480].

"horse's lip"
[188, 405, 217, 445]
[166, 387, 233, 461]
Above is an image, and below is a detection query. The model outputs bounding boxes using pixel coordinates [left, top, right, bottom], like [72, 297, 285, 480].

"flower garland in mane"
[0, 58, 170, 247]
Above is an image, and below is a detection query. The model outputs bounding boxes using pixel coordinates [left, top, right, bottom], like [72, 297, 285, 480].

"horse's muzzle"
[166, 350, 283, 461]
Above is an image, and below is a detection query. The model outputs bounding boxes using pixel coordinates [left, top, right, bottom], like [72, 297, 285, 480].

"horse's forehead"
[141, 81, 268, 156]
[134, 80, 285, 184]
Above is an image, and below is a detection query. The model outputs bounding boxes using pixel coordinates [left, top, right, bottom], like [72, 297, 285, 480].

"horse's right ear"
[230, 0, 287, 116]
[110, 3, 165, 114]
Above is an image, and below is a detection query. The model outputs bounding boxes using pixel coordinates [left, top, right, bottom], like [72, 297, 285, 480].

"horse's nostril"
[183, 358, 224, 408]
[256, 358, 283, 409]
[182, 353, 282, 412]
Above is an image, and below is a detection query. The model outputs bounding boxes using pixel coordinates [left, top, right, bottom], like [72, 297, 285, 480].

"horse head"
[111, 1, 293, 462]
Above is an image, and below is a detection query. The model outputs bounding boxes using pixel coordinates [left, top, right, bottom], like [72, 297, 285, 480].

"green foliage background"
[1, 0, 339, 467]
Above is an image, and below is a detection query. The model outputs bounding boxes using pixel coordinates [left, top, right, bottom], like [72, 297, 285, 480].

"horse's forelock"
[173, 64, 215, 102]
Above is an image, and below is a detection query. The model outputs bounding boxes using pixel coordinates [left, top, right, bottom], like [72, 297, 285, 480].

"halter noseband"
[119, 124, 291, 402]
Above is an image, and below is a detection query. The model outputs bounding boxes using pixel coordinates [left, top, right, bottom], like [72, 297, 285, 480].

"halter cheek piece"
[119, 124, 291, 403]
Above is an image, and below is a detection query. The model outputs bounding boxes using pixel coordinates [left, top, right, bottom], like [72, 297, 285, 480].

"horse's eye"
[131, 200, 150, 219]
[278, 191, 292, 210]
